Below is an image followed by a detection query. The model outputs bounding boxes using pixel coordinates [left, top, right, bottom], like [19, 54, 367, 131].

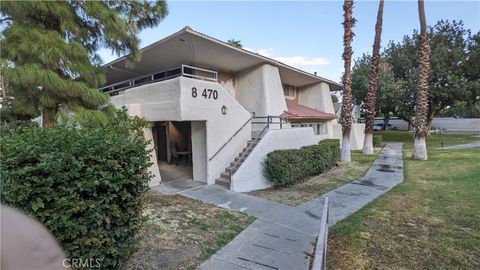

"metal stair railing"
[228, 115, 288, 179]
[208, 116, 253, 162]
[251, 115, 287, 135]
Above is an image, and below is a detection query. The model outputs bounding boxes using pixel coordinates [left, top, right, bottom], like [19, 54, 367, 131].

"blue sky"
[99, 0, 480, 83]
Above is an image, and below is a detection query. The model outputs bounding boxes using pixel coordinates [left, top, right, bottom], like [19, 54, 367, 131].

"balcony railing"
[99, 64, 218, 96]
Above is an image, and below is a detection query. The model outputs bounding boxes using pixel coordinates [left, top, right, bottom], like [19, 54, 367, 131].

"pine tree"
[0, 1, 168, 127]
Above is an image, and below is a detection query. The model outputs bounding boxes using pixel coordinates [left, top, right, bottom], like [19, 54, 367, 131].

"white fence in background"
[373, 117, 480, 131]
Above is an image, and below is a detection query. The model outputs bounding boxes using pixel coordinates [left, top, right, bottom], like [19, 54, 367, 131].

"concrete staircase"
[215, 138, 259, 189]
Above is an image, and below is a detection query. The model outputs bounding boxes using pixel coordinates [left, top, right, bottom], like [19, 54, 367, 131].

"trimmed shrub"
[0, 124, 152, 269]
[264, 139, 340, 185]
[373, 135, 383, 147]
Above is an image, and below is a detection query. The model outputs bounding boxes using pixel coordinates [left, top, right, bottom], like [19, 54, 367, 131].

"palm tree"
[362, 0, 384, 154]
[341, 0, 356, 162]
[227, 38, 243, 48]
[412, 0, 430, 160]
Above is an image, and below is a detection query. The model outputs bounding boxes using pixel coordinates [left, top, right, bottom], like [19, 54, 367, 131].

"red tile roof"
[282, 104, 337, 121]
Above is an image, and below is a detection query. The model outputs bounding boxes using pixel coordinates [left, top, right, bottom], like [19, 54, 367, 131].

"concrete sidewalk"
[176, 143, 404, 270]
[179, 185, 322, 270]
[435, 141, 480, 150]
[299, 143, 404, 225]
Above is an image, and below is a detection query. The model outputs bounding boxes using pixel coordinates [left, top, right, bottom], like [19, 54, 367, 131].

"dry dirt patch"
[125, 190, 255, 270]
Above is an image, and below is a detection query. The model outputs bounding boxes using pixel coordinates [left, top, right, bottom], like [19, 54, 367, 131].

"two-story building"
[100, 27, 364, 192]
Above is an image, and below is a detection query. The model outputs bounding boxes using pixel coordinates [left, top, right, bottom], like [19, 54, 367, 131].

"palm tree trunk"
[412, 0, 430, 160]
[362, 0, 384, 154]
[0, 75, 7, 108]
[341, 0, 356, 162]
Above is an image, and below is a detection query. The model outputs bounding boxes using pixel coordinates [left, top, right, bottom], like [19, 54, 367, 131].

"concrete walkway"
[179, 185, 322, 270]
[175, 142, 404, 270]
[152, 178, 205, 195]
[435, 141, 480, 150]
[299, 143, 404, 225]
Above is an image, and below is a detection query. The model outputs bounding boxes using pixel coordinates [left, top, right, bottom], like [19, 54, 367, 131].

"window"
[316, 123, 327, 135]
[291, 122, 327, 135]
[283, 84, 296, 98]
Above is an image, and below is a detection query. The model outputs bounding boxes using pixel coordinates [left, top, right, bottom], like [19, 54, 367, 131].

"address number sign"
[192, 87, 218, 100]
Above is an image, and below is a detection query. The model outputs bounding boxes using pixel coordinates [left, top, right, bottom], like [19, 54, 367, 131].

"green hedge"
[264, 139, 340, 185]
[373, 135, 383, 147]
[0, 124, 152, 269]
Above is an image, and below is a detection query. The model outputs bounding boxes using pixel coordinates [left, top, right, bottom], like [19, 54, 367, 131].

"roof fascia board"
[183, 27, 341, 88]
[103, 28, 189, 68]
[103, 26, 342, 88]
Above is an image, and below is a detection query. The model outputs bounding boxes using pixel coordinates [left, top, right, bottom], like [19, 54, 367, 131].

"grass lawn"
[249, 149, 380, 206]
[327, 148, 480, 269]
[377, 130, 479, 149]
[125, 190, 255, 270]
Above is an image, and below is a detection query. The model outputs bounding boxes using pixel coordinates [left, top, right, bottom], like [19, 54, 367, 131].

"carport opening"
[153, 121, 193, 182]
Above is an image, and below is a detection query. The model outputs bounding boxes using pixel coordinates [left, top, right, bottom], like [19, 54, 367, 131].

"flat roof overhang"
[282, 104, 337, 122]
[286, 117, 335, 122]
[104, 27, 342, 91]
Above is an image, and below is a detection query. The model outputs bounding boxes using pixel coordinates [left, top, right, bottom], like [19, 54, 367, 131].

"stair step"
[247, 140, 258, 146]
[239, 150, 252, 158]
[225, 166, 237, 173]
[217, 139, 261, 189]
[234, 156, 246, 162]
[220, 171, 231, 179]
[215, 177, 230, 189]
[230, 160, 245, 168]
[243, 145, 255, 151]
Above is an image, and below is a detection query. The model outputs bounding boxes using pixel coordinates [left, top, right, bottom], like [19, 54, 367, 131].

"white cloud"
[274, 56, 330, 66]
[257, 48, 274, 58]
[243, 47, 330, 68]
[243, 47, 274, 58]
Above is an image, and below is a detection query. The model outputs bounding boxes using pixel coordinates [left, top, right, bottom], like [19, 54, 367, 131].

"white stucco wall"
[111, 79, 182, 121]
[298, 82, 336, 115]
[315, 134, 329, 142]
[325, 120, 335, 139]
[191, 121, 208, 182]
[218, 72, 236, 97]
[231, 128, 317, 193]
[332, 123, 365, 151]
[111, 76, 252, 185]
[297, 82, 337, 140]
[236, 64, 288, 117]
[179, 78, 252, 184]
